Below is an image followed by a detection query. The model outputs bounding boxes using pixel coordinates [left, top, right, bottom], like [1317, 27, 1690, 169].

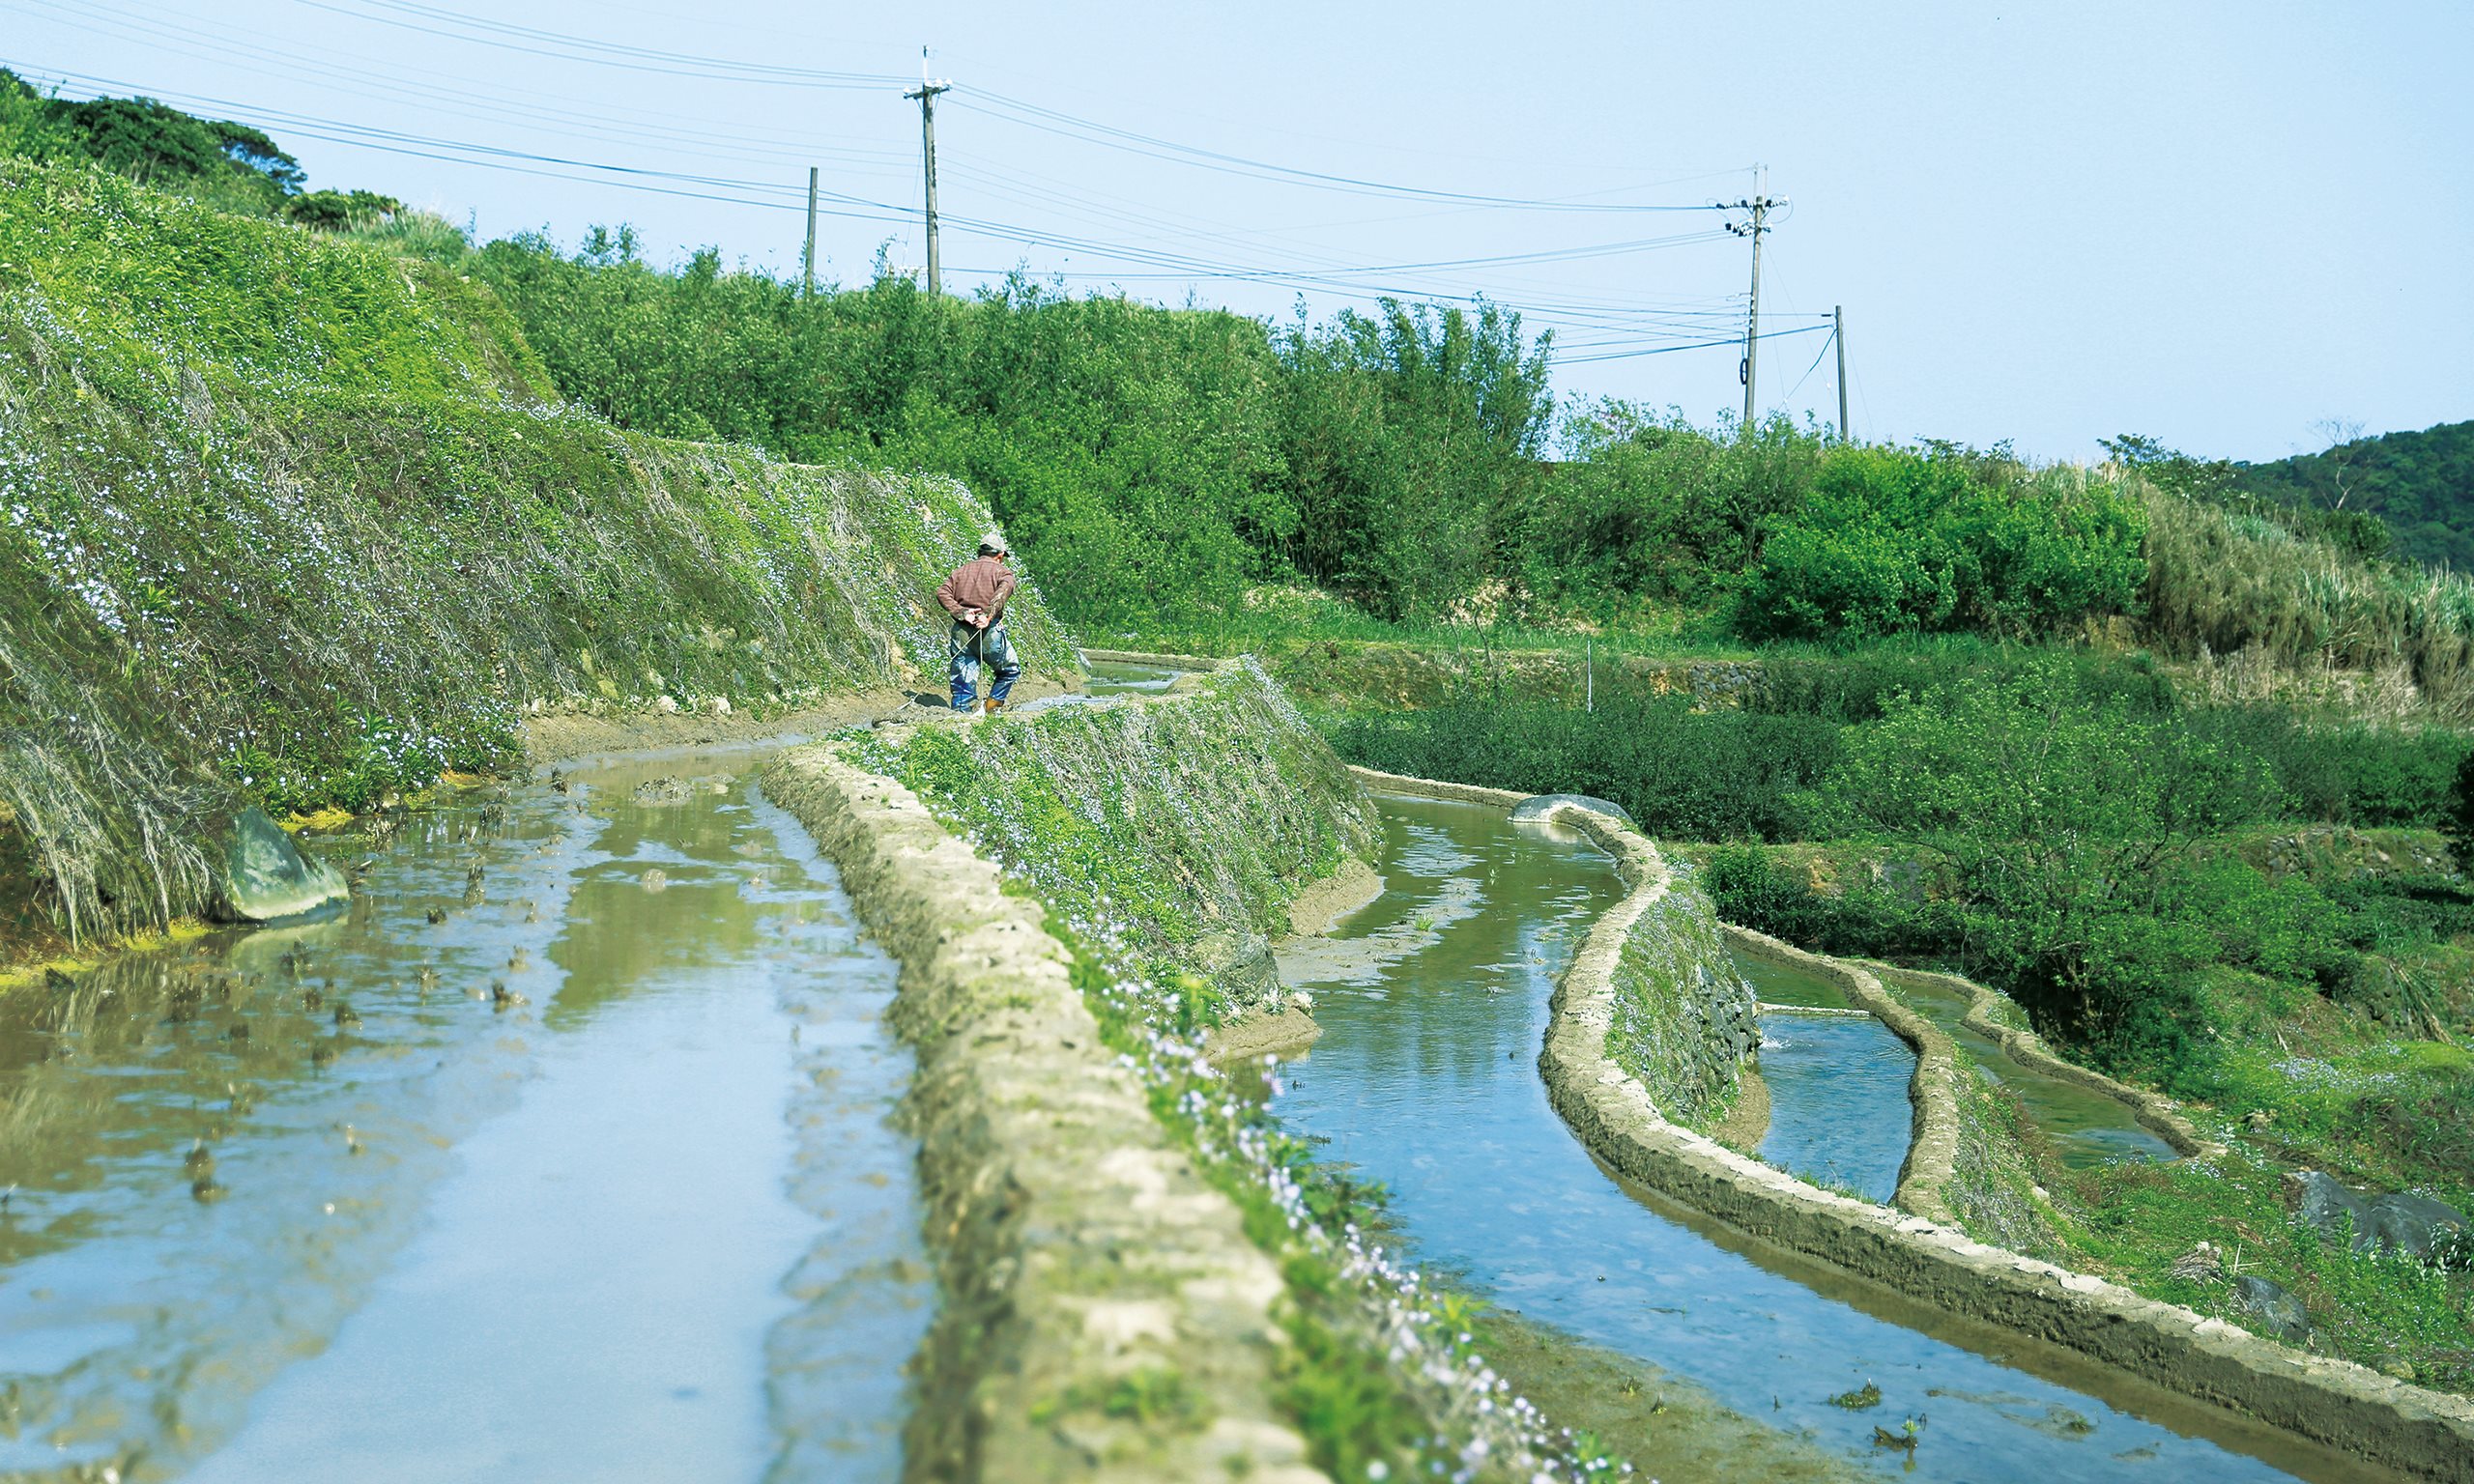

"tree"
[1809, 658, 2295, 1070]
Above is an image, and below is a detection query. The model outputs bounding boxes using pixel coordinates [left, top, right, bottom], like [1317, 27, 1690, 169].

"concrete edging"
[762, 745, 1328, 1484]
[1865, 960, 2225, 1159]
[1345, 763, 1530, 810]
[1533, 805, 2474, 1481]
[1077, 647, 1224, 671]
[1345, 763, 2474, 1479]
[1721, 925, 1964, 1223]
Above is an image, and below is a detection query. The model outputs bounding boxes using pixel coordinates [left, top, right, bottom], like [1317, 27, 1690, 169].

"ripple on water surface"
[1756, 1007, 1915, 1205]
[0, 750, 927, 1483]
[1272, 794, 2352, 1483]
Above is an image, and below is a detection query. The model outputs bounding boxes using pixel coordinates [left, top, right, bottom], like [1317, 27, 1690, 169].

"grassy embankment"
[1314, 660, 2474, 1391]
[0, 155, 1073, 963]
[850, 666, 1637, 1482]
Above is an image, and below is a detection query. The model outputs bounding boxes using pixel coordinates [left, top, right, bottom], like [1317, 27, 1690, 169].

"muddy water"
[1080, 659, 1184, 695]
[1878, 970, 2178, 1168]
[0, 749, 925, 1482]
[1273, 794, 2358, 1483]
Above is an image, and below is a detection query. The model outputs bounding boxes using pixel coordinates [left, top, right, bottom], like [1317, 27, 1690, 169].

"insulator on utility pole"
[905, 49, 951, 297]
[1721, 174, 1786, 434]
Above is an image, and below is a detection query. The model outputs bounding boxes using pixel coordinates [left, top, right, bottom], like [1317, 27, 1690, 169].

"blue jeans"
[948, 621, 1021, 709]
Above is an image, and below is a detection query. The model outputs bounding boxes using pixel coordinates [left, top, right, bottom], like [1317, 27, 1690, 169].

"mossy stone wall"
[0, 155, 1071, 947]
[850, 663, 1375, 1027]
[1603, 866, 1760, 1130]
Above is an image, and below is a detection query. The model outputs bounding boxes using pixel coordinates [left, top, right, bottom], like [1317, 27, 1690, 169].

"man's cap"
[978, 530, 1009, 555]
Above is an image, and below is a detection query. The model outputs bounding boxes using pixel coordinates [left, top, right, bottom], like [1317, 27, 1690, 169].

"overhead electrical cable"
[1, 0, 912, 179]
[7, 44, 1827, 365]
[951, 87, 1731, 215]
[282, 0, 908, 88]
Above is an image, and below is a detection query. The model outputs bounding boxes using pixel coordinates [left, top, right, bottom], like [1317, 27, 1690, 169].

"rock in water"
[220, 807, 350, 922]
[1510, 793, 1636, 826]
[2231, 1274, 2311, 1342]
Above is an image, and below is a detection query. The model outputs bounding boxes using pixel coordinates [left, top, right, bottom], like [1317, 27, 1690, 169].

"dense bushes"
[446, 231, 1554, 631]
[1319, 695, 1838, 842]
[1319, 654, 2474, 1076]
[1734, 452, 2144, 641]
[434, 226, 2156, 647]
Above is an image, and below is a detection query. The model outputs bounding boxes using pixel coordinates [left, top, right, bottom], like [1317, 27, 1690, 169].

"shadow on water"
[0, 746, 927, 1483]
[1271, 793, 2393, 1484]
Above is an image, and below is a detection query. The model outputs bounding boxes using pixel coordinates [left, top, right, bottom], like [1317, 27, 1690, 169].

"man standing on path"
[935, 531, 1022, 715]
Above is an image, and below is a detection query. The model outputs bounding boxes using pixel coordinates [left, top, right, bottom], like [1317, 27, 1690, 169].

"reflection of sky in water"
[0, 753, 927, 1483]
[1758, 1009, 1915, 1204]
[1275, 794, 2316, 1483]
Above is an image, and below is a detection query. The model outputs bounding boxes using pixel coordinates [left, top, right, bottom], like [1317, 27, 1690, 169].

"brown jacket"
[935, 556, 1017, 627]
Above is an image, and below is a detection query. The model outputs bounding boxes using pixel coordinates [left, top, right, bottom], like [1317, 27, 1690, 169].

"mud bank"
[762, 745, 1325, 1484]
[1517, 796, 2474, 1480]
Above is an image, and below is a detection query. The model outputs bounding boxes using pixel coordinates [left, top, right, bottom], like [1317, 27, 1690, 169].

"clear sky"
[6, 0, 2468, 463]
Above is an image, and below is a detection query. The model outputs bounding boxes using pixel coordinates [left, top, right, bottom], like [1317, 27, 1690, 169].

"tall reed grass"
[2140, 480, 2474, 723]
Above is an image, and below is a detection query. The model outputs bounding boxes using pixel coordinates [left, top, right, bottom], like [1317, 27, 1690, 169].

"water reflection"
[0, 749, 927, 1482]
[1273, 794, 2341, 1483]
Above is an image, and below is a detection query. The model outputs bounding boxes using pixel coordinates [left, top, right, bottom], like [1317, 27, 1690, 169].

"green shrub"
[1736, 446, 2145, 642]
[1316, 695, 1837, 842]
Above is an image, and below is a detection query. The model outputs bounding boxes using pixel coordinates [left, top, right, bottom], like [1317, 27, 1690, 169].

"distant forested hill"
[2236, 420, 2474, 570]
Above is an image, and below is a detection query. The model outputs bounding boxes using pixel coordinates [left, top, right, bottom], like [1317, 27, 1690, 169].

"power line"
[952, 87, 1736, 216]
[284, 0, 908, 88]
[6, 56, 1825, 372]
[0, 0, 911, 176]
[1560, 323, 1831, 366]
[1780, 321, 1837, 402]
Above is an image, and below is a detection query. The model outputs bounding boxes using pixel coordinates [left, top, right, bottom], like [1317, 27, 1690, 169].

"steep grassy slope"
[0, 157, 1072, 950]
[852, 663, 1374, 1027]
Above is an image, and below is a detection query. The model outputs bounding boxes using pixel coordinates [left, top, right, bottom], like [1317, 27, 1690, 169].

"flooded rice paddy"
[1271, 793, 2372, 1482]
[1878, 969, 2180, 1168]
[0, 747, 925, 1483]
[1734, 953, 1915, 1203]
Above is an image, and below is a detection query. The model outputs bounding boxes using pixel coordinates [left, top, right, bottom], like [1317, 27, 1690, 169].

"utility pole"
[1721, 175, 1785, 433]
[1833, 304, 1849, 442]
[802, 166, 819, 299]
[905, 50, 950, 297]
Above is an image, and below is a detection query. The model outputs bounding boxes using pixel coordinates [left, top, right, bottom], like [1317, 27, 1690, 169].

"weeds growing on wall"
[0, 156, 1067, 947]
[851, 679, 1630, 1479]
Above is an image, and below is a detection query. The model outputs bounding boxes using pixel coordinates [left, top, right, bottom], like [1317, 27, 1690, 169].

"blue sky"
[5, 0, 2467, 462]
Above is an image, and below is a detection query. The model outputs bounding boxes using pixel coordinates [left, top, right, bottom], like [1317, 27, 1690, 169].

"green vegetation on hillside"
[2235, 420, 2474, 572]
[0, 155, 1067, 950]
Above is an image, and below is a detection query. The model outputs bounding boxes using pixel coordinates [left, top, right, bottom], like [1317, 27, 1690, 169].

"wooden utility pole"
[1834, 304, 1849, 441]
[802, 166, 819, 299]
[905, 51, 951, 297]
[1722, 175, 1785, 433]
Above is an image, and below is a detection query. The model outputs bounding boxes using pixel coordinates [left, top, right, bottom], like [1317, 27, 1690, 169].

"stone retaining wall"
[1722, 926, 1965, 1223]
[763, 746, 1327, 1484]
[1526, 799, 2474, 1482]
[1867, 960, 2224, 1160]
[1078, 647, 1225, 671]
